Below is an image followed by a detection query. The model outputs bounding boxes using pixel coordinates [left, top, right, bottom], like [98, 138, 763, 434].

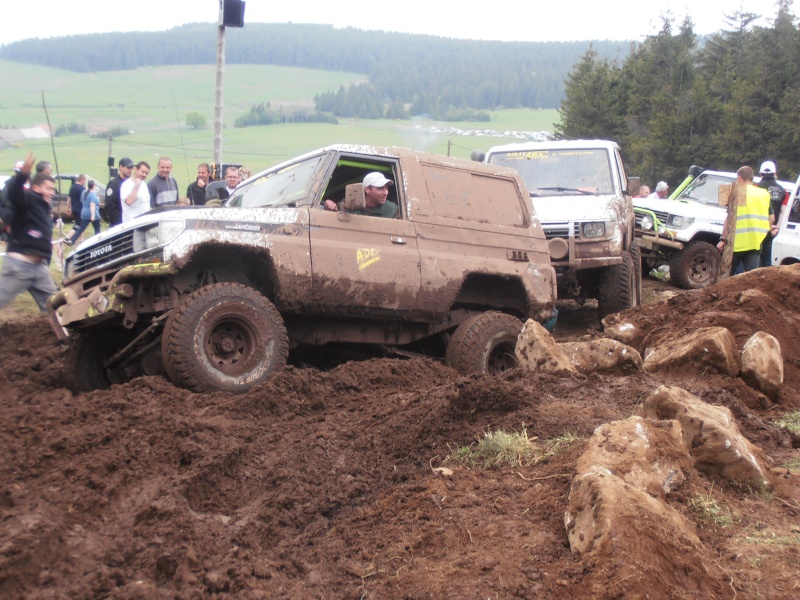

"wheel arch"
[450, 272, 530, 320]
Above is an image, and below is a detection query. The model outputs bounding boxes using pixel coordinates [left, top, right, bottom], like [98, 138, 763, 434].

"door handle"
[390, 237, 407, 245]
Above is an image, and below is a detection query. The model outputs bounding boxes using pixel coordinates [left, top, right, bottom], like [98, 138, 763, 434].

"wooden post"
[718, 181, 745, 280]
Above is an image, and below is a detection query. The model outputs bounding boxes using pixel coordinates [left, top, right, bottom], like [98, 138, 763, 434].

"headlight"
[137, 220, 186, 251]
[666, 215, 694, 229]
[63, 255, 74, 280]
[639, 214, 654, 231]
[582, 221, 606, 238]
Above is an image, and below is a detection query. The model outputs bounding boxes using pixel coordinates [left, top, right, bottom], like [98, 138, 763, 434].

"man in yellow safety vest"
[716, 165, 772, 274]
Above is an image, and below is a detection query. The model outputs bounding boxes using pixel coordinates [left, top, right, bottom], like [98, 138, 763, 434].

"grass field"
[0, 60, 559, 184]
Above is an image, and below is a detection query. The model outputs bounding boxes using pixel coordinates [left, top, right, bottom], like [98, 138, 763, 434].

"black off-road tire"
[669, 241, 720, 290]
[65, 331, 113, 392]
[161, 283, 289, 393]
[628, 240, 642, 307]
[597, 252, 635, 319]
[445, 311, 523, 375]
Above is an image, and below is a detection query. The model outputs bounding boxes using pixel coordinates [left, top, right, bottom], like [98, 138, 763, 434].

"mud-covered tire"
[445, 311, 523, 375]
[597, 252, 635, 319]
[669, 241, 720, 290]
[64, 331, 113, 392]
[161, 283, 289, 393]
[628, 240, 642, 307]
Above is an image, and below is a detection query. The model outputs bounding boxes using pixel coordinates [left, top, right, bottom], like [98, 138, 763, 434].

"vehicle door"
[309, 157, 421, 316]
[773, 193, 800, 265]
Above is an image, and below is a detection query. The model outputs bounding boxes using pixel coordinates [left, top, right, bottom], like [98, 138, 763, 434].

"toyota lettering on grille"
[89, 244, 113, 259]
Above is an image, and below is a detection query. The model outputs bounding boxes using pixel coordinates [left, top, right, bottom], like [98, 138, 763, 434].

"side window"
[788, 196, 800, 224]
[421, 164, 527, 226]
[318, 158, 401, 217]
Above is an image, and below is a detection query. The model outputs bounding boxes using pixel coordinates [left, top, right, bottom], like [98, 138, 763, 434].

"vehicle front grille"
[543, 222, 580, 239]
[635, 210, 669, 227]
[72, 229, 135, 274]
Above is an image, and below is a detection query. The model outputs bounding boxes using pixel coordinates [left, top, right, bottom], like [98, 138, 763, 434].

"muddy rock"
[515, 318, 577, 374]
[564, 469, 727, 596]
[740, 331, 783, 401]
[577, 416, 689, 498]
[560, 338, 642, 375]
[642, 326, 740, 376]
[636, 385, 770, 489]
[601, 318, 647, 348]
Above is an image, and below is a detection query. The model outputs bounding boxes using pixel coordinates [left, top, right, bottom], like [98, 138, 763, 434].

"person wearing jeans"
[66, 180, 101, 246]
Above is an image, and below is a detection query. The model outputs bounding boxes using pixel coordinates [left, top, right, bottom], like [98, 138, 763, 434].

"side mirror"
[688, 165, 704, 178]
[343, 183, 366, 212]
[626, 176, 641, 196]
[470, 149, 486, 163]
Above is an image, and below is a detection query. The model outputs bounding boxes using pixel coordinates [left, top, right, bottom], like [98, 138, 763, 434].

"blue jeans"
[0, 255, 58, 312]
[68, 218, 101, 244]
[730, 250, 761, 275]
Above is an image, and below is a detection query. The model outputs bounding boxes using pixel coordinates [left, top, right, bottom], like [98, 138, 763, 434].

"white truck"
[477, 140, 641, 319]
[634, 169, 795, 289]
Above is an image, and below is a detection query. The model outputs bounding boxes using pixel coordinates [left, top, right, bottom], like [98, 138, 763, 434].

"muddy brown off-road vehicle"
[47, 145, 557, 393]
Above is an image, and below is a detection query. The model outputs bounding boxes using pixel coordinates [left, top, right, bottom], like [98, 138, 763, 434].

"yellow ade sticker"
[357, 248, 381, 270]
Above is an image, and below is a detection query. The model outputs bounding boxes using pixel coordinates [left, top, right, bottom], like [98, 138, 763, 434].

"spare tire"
[161, 283, 288, 393]
[445, 311, 523, 375]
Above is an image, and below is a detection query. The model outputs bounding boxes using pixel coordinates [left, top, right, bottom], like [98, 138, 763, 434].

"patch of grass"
[744, 530, 800, 546]
[775, 410, 800, 435]
[688, 488, 736, 528]
[782, 456, 800, 471]
[446, 427, 580, 469]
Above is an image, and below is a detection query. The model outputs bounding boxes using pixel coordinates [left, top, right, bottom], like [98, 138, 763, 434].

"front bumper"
[46, 263, 174, 340]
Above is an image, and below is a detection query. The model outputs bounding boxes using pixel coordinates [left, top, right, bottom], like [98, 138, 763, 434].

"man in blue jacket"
[0, 154, 58, 312]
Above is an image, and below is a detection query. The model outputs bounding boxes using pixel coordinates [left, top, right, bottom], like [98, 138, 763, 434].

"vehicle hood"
[634, 196, 726, 221]
[532, 195, 623, 223]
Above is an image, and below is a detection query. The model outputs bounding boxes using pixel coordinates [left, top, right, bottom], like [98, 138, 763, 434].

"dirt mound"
[2, 268, 800, 598]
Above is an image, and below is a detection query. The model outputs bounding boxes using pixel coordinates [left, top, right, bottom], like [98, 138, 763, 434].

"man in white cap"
[647, 181, 669, 200]
[323, 171, 398, 218]
[756, 160, 785, 267]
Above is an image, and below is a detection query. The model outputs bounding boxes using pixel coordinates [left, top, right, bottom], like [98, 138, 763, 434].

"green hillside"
[0, 60, 558, 185]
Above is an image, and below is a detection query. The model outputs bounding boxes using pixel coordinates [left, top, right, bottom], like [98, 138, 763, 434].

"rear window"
[421, 164, 526, 226]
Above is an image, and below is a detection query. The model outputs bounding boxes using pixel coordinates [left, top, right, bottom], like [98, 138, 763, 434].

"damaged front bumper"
[46, 263, 174, 340]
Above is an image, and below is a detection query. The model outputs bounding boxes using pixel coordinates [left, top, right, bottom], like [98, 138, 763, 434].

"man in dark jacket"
[757, 160, 786, 267]
[105, 157, 134, 227]
[67, 174, 86, 222]
[186, 162, 211, 206]
[0, 154, 58, 312]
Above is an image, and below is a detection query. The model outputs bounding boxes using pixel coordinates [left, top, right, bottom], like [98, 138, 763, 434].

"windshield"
[676, 174, 731, 206]
[487, 148, 614, 196]
[228, 154, 325, 208]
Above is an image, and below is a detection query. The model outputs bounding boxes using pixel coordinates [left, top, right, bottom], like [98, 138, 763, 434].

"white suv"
[634, 169, 794, 288]
[772, 173, 800, 265]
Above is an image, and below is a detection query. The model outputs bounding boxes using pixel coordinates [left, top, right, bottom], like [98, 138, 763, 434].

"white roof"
[486, 139, 620, 154]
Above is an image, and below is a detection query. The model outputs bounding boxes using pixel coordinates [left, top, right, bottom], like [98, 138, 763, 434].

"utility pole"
[214, 0, 246, 166]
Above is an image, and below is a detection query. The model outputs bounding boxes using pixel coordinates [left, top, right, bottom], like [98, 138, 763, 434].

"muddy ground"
[1, 268, 800, 599]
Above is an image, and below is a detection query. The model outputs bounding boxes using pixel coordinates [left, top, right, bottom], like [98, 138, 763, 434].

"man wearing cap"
[0, 154, 58, 312]
[105, 157, 134, 227]
[647, 181, 669, 200]
[323, 172, 398, 218]
[756, 160, 785, 267]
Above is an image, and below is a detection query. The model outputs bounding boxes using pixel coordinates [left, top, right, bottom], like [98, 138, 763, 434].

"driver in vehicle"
[323, 172, 399, 218]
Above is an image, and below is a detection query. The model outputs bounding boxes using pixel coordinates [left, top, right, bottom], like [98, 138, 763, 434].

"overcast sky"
[0, 1, 788, 45]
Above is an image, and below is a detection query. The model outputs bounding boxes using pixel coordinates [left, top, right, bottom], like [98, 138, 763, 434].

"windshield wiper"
[536, 186, 597, 195]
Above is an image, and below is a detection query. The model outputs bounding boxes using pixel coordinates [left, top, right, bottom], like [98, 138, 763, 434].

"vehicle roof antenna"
[171, 87, 191, 184]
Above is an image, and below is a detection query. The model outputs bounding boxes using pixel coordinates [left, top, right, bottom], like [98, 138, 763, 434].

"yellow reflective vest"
[734, 185, 771, 252]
